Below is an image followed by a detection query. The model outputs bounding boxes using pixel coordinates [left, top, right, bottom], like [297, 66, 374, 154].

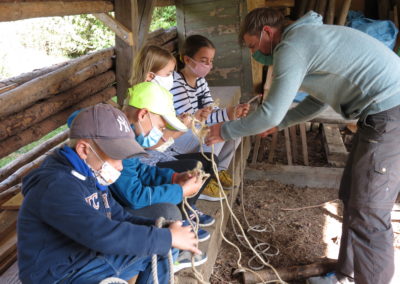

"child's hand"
[194, 107, 212, 122]
[179, 113, 193, 127]
[170, 221, 201, 254]
[173, 172, 191, 185]
[181, 174, 203, 197]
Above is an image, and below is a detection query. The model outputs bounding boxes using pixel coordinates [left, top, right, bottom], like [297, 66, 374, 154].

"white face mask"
[154, 137, 175, 152]
[88, 144, 121, 186]
[151, 73, 174, 91]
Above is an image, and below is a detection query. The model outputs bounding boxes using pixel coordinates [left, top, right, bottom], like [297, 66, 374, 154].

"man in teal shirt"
[207, 8, 400, 284]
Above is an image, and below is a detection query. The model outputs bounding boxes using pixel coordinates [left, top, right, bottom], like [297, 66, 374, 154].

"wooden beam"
[336, 0, 352, 25]
[155, 0, 175, 7]
[264, 0, 295, 7]
[138, 0, 157, 48]
[0, 1, 114, 22]
[0, 86, 116, 159]
[1, 193, 23, 210]
[0, 130, 68, 183]
[0, 48, 114, 120]
[0, 210, 18, 240]
[321, 124, 348, 167]
[94, 13, 134, 46]
[115, 0, 137, 106]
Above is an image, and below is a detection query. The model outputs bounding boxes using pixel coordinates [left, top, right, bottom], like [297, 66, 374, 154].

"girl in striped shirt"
[170, 35, 250, 201]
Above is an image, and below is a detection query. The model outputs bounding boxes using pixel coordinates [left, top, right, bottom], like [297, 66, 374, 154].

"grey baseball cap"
[69, 103, 146, 160]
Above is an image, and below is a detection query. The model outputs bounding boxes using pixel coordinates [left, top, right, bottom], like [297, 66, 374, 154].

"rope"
[280, 199, 340, 211]
[177, 95, 286, 283]
[152, 217, 175, 284]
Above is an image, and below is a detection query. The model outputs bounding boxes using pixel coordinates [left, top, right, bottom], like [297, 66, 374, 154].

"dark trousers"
[337, 105, 400, 284]
[157, 152, 217, 208]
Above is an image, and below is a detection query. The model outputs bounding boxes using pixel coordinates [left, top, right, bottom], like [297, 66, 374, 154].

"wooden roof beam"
[0, 1, 114, 22]
[94, 13, 134, 46]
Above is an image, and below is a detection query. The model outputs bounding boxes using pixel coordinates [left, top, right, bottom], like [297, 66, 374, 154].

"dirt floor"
[210, 125, 400, 283]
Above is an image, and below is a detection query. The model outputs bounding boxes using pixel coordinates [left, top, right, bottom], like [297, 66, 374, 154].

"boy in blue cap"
[17, 104, 200, 283]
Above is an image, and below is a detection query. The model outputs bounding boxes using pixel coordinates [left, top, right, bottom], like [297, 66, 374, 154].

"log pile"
[0, 26, 179, 277]
[0, 47, 116, 276]
[146, 26, 178, 55]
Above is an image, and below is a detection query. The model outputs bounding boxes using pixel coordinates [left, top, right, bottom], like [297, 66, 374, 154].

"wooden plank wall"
[176, 0, 254, 100]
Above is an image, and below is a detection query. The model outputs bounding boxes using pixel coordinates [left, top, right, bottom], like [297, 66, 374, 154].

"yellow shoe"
[218, 170, 233, 189]
[199, 179, 227, 202]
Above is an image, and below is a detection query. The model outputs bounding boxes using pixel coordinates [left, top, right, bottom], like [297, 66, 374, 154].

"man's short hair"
[239, 8, 285, 46]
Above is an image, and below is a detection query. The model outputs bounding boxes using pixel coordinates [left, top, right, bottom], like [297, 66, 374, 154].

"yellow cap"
[127, 82, 188, 132]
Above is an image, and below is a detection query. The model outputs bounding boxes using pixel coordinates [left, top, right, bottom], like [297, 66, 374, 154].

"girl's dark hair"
[177, 34, 215, 69]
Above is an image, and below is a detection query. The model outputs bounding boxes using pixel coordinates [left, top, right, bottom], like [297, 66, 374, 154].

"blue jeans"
[58, 253, 172, 284]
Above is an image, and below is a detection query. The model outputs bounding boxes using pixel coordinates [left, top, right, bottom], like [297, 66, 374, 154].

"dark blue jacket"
[17, 149, 171, 283]
[110, 158, 183, 210]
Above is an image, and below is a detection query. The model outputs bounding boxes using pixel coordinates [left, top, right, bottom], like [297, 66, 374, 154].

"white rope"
[152, 217, 175, 284]
[185, 99, 287, 284]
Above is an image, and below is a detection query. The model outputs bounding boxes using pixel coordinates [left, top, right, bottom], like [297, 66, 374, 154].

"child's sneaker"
[174, 250, 208, 273]
[182, 220, 211, 242]
[198, 179, 228, 201]
[218, 170, 233, 189]
[188, 205, 215, 227]
[307, 272, 353, 284]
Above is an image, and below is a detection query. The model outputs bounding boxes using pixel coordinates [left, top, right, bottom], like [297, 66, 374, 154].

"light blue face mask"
[252, 30, 274, 66]
[131, 114, 164, 148]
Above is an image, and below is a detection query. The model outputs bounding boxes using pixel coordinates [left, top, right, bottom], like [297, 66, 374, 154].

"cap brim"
[94, 137, 147, 160]
[162, 114, 188, 132]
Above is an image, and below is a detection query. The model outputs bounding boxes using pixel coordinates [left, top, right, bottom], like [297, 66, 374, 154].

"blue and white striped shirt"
[171, 71, 229, 125]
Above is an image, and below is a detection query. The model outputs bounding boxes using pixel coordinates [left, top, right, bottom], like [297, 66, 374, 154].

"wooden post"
[297, 0, 309, 18]
[336, 0, 352, 26]
[284, 128, 293, 165]
[326, 0, 336, 24]
[268, 132, 278, 163]
[289, 125, 298, 163]
[115, 0, 155, 106]
[115, 0, 137, 106]
[299, 123, 309, 166]
[251, 65, 273, 164]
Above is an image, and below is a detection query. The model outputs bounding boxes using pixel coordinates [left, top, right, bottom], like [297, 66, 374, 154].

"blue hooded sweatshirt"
[110, 158, 183, 210]
[17, 147, 171, 283]
[221, 11, 400, 139]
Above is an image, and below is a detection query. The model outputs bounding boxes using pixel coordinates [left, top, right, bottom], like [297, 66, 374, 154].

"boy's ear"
[75, 139, 91, 160]
[137, 108, 149, 121]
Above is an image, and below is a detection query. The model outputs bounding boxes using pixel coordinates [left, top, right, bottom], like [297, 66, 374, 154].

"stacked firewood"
[0, 26, 178, 277]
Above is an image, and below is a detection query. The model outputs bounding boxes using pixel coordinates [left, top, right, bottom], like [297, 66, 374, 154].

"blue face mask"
[131, 114, 164, 148]
[252, 30, 274, 66]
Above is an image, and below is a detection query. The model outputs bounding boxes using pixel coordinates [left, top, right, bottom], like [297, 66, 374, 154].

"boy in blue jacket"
[111, 82, 216, 231]
[17, 104, 200, 284]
